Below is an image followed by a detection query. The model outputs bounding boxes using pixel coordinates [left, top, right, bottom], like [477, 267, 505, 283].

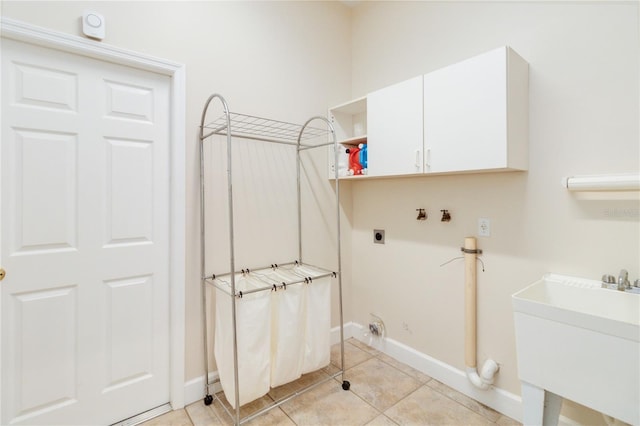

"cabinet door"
[423, 47, 507, 173]
[367, 76, 423, 176]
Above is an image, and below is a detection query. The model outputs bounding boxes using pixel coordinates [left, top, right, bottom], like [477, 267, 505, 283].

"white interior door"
[1, 39, 171, 425]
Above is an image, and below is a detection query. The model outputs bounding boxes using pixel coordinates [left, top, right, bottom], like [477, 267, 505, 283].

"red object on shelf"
[347, 147, 363, 175]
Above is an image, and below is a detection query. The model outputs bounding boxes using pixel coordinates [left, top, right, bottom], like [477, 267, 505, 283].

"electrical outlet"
[402, 322, 412, 334]
[478, 218, 491, 237]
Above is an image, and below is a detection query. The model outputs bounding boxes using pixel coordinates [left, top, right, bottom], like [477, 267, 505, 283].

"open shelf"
[338, 135, 367, 146]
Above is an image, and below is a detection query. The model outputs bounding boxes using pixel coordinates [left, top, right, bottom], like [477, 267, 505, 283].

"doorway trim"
[0, 17, 186, 414]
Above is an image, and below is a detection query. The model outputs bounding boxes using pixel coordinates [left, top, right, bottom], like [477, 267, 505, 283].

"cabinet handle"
[426, 149, 431, 169]
[415, 150, 421, 170]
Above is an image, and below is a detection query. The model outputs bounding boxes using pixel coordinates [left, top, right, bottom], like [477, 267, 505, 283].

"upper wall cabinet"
[328, 46, 529, 179]
[367, 76, 424, 177]
[423, 46, 529, 174]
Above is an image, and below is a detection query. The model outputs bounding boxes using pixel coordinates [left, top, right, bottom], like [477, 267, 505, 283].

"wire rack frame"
[202, 112, 329, 145]
[198, 93, 348, 426]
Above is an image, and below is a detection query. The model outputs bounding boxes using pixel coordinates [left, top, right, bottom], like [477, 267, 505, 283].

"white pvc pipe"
[464, 237, 499, 390]
[563, 173, 640, 191]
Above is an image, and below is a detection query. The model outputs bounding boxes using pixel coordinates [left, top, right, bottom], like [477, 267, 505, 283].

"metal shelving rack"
[199, 94, 349, 425]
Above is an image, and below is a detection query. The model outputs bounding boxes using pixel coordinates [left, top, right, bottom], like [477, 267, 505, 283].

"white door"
[1, 39, 170, 425]
[367, 76, 423, 177]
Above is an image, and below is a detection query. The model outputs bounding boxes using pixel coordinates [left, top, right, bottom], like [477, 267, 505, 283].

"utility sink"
[512, 274, 640, 425]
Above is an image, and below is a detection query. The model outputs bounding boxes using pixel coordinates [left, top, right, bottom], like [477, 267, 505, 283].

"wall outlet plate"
[478, 218, 491, 237]
[373, 229, 385, 244]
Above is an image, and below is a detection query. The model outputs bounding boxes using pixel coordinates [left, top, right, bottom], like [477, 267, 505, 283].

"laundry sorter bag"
[294, 265, 332, 374]
[214, 275, 271, 409]
[261, 268, 307, 388]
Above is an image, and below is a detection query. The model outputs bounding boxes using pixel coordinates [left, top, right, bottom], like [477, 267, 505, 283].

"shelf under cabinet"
[330, 96, 366, 115]
[338, 135, 367, 146]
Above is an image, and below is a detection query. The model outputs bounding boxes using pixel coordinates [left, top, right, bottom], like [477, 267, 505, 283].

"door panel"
[104, 80, 155, 122]
[103, 275, 153, 391]
[13, 62, 78, 112]
[2, 38, 170, 425]
[10, 286, 78, 421]
[105, 138, 154, 245]
[11, 129, 78, 254]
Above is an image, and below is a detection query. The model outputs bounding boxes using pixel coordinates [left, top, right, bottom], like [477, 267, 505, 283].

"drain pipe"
[464, 237, 499, 390]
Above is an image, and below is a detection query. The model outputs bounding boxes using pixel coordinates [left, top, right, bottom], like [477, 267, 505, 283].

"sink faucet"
[618, 269, 630, 291]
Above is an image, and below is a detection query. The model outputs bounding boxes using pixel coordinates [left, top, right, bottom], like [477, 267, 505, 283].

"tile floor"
[143, 339, 521, 426]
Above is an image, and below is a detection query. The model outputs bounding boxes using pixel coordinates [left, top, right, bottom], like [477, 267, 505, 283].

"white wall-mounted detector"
[82, 11, 105, 40]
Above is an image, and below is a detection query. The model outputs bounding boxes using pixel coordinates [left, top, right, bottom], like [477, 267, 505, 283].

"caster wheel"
[342, 380, 350, 391]
[204, 394, 213, 405]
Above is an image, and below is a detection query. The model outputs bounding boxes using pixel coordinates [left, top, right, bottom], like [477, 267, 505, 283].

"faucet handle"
[602, 274, 616, 283]
[634, 279, 640, 288]
[602, 274, 617, 289]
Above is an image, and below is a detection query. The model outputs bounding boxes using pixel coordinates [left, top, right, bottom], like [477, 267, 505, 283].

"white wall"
[0, 0, 353, 383]
[348, 1, 638, 424]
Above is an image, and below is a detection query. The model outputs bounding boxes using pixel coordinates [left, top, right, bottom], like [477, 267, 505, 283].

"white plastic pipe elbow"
[481, 359, 499, 382]
[466, 359, 499, 390]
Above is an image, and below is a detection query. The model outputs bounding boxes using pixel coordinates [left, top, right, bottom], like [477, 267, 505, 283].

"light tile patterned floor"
[143, 339, 521, 426]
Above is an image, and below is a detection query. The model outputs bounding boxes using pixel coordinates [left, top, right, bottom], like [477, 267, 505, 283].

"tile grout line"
[265, 388, 299, 426]
[423, 379, 503, 424]
[328, 347, 384, 425]
[341, 350, 409, 426]
[183, 406, 195, 426]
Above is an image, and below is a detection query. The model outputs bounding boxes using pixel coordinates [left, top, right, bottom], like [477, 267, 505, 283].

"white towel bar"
[563, 173, 640, 191]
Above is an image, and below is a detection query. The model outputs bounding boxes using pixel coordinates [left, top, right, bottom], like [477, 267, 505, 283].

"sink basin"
[512, 273, 640, 425]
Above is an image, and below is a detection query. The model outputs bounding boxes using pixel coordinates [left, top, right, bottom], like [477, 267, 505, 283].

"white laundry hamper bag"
[265, 268, 307, 387]
[295, 265, 332, 374]
[214, 275, 271, 409]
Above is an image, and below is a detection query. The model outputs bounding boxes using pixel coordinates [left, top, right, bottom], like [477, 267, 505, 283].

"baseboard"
[184, 371, 222, 406]
[331, 321, 356, 344]
[184, 322, 587, 425]
[113, 404, 172, 426]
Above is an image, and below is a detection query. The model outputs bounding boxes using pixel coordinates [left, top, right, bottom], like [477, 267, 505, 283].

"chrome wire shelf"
[204, 262, 336, 298]
[202, 112, 329, 146]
